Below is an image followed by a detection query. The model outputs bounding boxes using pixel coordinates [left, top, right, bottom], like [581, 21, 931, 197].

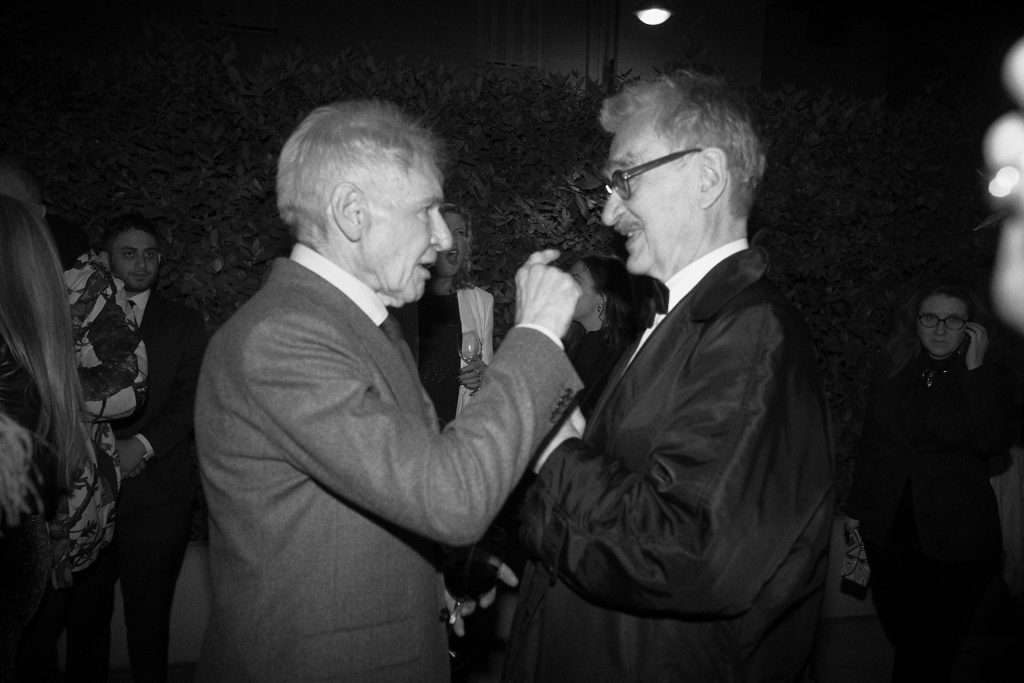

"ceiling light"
[635, 7, 672, 26]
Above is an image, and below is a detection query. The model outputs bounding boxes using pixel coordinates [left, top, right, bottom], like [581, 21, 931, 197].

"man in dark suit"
[98, 214, 207, 682]
[194, 100, 581, 682]
[503, 70, 836, 682]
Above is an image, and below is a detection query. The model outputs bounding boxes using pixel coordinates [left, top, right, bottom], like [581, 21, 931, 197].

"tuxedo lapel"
[586, 336, 641, 432]
[586, 306, 689, 444]
[585, 249, 768, 441]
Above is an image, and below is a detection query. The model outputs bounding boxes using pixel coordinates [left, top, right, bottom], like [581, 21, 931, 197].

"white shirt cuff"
[534, 407, 585, 473]
[134, 433, 155, 461]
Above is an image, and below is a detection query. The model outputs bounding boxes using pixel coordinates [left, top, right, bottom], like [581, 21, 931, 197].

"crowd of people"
[0, 161, 204, 683]
[2, 49, 1024, 683]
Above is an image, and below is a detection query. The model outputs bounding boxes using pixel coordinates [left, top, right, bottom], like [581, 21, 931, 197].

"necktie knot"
[379, 314, 405, 346]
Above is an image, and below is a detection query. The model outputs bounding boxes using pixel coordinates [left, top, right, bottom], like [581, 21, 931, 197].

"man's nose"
[601, 190, 624, 227]
[432, 212, 453, 252]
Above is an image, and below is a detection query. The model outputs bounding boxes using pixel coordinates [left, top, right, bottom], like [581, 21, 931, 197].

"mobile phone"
[956, 329, 972, 357]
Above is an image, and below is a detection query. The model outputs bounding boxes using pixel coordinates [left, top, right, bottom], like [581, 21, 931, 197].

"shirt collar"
[662, 239, 749, 314]
[289, 243, 389, 325]
[128, 288, 152, 320]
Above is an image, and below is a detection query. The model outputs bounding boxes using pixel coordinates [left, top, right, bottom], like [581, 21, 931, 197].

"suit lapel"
[586, 336, 640, 431]
[345, 302, 431, 419]
[585, 249, 769, 439]
[138, 292, 163, 345]
[274, 261, 433, 421]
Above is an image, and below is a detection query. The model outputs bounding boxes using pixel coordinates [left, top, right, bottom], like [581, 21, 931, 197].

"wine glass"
[460, 330, 482, 364]
[442, 545, 500, 665]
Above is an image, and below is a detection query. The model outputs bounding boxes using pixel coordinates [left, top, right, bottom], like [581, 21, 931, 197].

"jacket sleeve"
[140, 307, 208, 458]
[519, 303, 833, 617]
[65, 253, 147, 420]
[209, 319, 581, 547]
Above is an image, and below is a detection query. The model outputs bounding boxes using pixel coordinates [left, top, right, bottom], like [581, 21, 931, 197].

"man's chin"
[124, 279, 155, 294]
[624, 251, 652, 278]
[384, 285, 425, 307]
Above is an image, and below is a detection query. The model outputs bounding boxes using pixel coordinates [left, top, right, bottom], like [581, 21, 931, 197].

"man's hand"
[514, 249, 580, 340]
[442, 557, 518, 637]
[116, 437, 147, 478]
[475, 561, 519, 613]
[458, 358, 486, 393]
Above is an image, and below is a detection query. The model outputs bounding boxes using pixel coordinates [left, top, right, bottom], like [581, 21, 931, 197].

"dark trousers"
[865, 539, 998, 683]
[17, 499, 192, 683]
[18, 544, 118, 683]
[114, 499, 193, 683]
[1, 515, 52, 683]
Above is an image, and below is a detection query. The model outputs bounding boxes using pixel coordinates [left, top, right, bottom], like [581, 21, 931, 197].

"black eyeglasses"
[605, 148, 703, 200]
[917, 313, 967, 331]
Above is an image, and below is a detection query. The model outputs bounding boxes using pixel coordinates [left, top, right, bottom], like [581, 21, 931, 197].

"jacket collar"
[683, 247, 768, 322]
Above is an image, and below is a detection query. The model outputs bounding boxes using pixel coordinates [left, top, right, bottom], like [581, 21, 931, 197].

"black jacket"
[505, 249, 835, 683]
[847, 352, 1014, 562]
[111, 292, 206, 514]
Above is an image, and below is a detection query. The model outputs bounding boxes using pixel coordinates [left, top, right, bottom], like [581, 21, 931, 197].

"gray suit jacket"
[195, 258, 580, 683]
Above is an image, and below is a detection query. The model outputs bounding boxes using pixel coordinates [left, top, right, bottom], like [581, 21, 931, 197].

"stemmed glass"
[460, 330, 482, 364]
[441, 542, 501, 667]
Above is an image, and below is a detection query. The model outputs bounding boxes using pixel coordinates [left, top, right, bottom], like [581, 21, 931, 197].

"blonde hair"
[0, 411, 37, 527]
[0, 195, 90, 489]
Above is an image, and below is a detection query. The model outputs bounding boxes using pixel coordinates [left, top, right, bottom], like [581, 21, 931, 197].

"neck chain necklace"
[921, 367, 951, 389]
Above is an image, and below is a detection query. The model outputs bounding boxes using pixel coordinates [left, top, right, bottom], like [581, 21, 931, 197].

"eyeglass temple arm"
[620, 148, 703, 182]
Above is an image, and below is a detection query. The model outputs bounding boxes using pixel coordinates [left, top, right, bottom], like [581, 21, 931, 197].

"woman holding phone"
[846, 281, 1015, 682]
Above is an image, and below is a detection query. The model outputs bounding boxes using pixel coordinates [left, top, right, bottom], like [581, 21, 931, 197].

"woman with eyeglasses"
[845, 281, 1015, 682]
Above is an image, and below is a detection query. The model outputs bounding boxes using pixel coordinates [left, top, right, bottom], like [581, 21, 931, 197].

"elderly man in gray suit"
[194, 100, 582, 682]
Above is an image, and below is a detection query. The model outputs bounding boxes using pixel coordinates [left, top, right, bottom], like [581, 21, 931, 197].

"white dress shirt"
[627, 238, 749, 366]
[289, 243, 563, 348]
[290, 243, 389, 325]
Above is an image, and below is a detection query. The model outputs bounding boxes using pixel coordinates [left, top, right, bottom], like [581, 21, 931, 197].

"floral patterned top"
[48, 251, 148, 587]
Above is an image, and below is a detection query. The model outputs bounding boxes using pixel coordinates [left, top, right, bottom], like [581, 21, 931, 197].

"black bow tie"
[638, 278, 669, 329]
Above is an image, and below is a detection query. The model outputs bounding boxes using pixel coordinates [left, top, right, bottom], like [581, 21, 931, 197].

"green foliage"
[1, 25, 1006, 507]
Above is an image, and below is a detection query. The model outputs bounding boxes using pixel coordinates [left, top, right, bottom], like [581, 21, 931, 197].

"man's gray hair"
[600, 70, 765, 217]
[276, 100, 443, 242]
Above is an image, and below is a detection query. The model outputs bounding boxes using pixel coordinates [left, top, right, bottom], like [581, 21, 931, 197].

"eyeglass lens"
[918, 313, 966, 330]
[604, 148, 703, 200]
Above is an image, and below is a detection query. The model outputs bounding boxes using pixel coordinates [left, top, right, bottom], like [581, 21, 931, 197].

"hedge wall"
[2, 24, 1015, 512]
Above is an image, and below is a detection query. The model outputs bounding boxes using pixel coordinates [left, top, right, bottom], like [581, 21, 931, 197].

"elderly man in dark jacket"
[503, 70, 835, 683]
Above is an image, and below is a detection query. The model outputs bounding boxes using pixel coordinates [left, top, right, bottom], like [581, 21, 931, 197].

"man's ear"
[328, 182, 368, 242]
[697, 148, 729, 209]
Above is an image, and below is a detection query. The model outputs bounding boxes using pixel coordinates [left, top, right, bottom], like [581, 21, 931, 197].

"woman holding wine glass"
[417, 205, 493, 427]
[415, 205, 501, 677]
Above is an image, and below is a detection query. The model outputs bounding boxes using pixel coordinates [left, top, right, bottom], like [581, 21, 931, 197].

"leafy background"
[3, 25, 1021, 535]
